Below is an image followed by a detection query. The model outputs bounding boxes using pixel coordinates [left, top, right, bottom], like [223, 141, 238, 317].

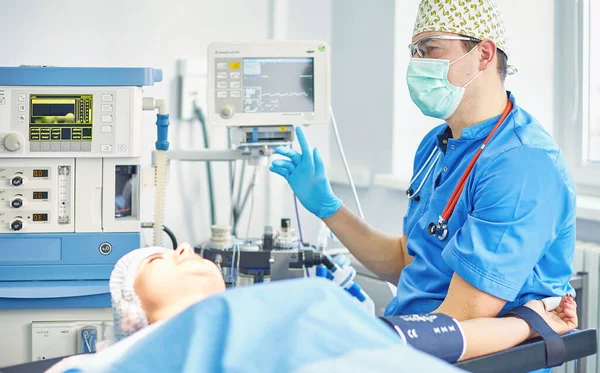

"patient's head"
[109, 244, 225, 340]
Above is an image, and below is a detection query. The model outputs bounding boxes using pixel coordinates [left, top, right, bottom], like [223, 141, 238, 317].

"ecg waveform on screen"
[243, 86, 313, 113]
[259, 92, 309, 97]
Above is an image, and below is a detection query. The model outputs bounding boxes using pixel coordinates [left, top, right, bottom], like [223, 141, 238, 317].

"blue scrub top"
[386, 92, 576, 317]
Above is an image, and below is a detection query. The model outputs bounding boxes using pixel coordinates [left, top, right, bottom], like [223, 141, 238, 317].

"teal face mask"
[407, 49, 482, 120]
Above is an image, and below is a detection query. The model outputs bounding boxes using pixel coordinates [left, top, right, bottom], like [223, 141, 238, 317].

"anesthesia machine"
[0, 66, 170, 366]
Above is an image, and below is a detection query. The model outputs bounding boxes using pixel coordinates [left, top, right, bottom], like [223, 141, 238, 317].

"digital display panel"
[32, 213, 48, 222]
[29, 94, 93, 142]
[33, 191, 49, 200]
[33, 169, 49, 178]
[242, 58, 314, 113]
[30, 95, 92, 125]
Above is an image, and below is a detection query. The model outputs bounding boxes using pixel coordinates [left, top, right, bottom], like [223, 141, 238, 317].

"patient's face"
[134, 245, 225, 320]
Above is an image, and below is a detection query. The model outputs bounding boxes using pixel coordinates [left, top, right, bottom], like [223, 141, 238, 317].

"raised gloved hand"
[270, 126, 343, 219]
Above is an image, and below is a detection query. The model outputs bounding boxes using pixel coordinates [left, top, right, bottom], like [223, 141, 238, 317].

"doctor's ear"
[477, 39, 497, 72]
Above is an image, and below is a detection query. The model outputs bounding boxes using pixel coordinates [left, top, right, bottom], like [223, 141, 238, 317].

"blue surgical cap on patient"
[109, 247, 170, 341]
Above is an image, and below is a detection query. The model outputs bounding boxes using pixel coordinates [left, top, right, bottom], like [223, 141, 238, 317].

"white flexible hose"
[329, 107, 365, 219]
[153, 150, 168, 246]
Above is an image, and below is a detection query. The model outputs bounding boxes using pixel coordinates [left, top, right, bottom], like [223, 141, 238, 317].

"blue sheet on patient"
[66, 278, 464, 373]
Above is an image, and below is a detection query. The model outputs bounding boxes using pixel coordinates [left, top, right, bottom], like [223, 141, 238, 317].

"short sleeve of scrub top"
[441, 146, 574, 301]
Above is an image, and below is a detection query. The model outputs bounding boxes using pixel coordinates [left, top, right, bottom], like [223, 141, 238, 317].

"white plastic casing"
[207, 41, 331, 127]
[0, 86, 143, 234]
[0, 86, 143, 157]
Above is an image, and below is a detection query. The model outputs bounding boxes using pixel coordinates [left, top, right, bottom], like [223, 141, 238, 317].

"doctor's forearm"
[323, 205, 407, 283]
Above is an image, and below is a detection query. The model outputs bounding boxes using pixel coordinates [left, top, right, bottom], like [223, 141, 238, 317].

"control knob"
[220, 105, 235, 119]
[10, 175, 24, 187]
[10, 219, 24, 231]
[10, 196, 26, 208]
[4, 133, 23, 152]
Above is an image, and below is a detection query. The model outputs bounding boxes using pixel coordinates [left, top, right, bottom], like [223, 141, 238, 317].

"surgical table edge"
[0, 329, 596, 373]
[456, 328, 597, 373]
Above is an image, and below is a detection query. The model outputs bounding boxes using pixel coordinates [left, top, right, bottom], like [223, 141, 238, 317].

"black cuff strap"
[504, 306, 566, 367]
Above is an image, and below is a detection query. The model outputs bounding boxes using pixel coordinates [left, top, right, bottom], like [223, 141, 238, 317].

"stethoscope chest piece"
[428, 217, 449, 241]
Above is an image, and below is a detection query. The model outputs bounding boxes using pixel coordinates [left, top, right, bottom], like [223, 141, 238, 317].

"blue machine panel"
[0, 281, 111, 309]
[0, 66, 162, 86]
[0, 232, 139, 309]
[0, 232, 140, 281]
[0, 237, 62, 262]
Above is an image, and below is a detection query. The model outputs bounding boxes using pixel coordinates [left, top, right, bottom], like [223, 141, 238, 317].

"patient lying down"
[49, 245, 577, 373]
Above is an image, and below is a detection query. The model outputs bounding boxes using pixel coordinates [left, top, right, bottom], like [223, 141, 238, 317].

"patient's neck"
[146, 293, 210, 324]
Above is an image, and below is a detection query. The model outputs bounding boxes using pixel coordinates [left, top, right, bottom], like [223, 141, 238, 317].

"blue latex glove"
[270, 126, 343, 219]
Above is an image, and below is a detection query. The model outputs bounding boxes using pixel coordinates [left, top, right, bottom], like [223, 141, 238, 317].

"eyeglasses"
[408, 35, 481, 58]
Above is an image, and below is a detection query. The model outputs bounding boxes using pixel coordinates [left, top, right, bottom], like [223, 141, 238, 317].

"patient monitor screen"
[214, 57, 315, 116]
[242, 58, 314, 113]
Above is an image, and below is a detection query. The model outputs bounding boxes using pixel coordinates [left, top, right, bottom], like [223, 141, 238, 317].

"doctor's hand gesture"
[270, 126, 343, 219]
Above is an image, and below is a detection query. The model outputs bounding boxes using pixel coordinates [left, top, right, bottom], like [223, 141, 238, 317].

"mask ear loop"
[449, 43, 480, 66]
[462, 69, 483, 88]
[449, 44, 484, 89]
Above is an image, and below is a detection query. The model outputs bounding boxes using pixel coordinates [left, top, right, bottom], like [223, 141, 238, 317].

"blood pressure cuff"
[379, 314, 465, 363]
[503, 306, 567, 367]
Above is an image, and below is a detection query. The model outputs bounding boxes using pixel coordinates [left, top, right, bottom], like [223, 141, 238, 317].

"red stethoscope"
[424, 100, 514, 241]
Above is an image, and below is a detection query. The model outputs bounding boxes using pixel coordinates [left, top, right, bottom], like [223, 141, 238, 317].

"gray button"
[61, 142, 71, 151]
[30, 142, 40, 152]
[51, 142, 60, 152]
[71, 142, 81, 152]
[443, 166, 448, 172]
[82, 142, 92, 152]
[40, 142, 51, 151]
[450, 145, 456, 150]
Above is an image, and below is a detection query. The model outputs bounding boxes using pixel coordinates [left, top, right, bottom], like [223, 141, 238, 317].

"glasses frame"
[409, 35, 481, 58]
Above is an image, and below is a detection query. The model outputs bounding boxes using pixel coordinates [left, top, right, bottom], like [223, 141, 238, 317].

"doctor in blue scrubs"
[270, 0, 576, 332]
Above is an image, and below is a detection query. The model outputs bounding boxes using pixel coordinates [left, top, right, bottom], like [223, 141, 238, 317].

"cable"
[230, 160, 237, 225]
[232, 160, 247, 236]
[329, 106, 365, 219]
[162, 226, 178, 249]
[293, 194, 305, 245]
[230, 243, 238, 286]
[236, 161, 247, 210]
[193, 103, 216, 227]
[237, 244, 242, 286]
[228, 128, 236, 223]
[237, 168, 260, 219]
[246, 167, 259, 241]
[141, 223, 178, 249]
